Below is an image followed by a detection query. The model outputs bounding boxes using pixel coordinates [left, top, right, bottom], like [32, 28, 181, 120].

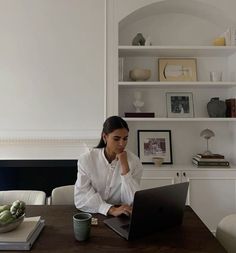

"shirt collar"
[102, 148, 117, 167]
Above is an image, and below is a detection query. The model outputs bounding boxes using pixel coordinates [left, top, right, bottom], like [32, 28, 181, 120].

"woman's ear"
[102, 133, 107, 145]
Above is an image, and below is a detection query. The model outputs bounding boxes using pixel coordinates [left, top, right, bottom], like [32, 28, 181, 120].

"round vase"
[207, 97, 226, 117]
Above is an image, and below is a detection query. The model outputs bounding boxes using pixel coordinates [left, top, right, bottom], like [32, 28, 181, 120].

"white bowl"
[152, 157, 164, 167]
[129, 68, 151, 81]
[0, 214, 25, 233]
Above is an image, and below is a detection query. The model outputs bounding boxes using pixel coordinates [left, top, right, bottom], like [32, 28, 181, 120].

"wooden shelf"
[124, 117, 236, 122]
[118, 46, 236, 57]
[118, 81, 236, 88]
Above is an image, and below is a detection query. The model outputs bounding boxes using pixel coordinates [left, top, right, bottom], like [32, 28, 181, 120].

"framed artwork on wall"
[166, 92, 194, 118]
[158, 58, 197, 81]
[137, 130, 173, 164]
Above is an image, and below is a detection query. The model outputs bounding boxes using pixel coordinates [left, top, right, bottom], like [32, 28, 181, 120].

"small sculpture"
[132, 33, 146, 46]
[133, 91, 144, 112]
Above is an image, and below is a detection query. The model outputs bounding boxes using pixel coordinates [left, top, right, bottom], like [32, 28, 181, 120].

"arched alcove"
[119, 0, 235, 45]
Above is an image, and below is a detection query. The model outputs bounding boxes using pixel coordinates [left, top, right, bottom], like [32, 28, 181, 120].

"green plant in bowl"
[0, 200, 26, 233]
[0, 213, 25, 233]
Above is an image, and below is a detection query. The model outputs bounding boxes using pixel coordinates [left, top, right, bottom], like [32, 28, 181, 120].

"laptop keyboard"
[121, 223, 130, 231]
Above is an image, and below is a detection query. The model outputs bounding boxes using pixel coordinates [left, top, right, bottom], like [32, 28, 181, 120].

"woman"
[74, 116, 143, 216]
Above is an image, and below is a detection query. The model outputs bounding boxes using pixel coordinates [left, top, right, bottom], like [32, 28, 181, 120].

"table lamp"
[200, 128, 215, 155]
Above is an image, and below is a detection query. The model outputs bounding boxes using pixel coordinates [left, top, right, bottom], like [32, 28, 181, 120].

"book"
[193, 156, 226, 162]
[192, 163, 230, 168]
[196, 154, 225, 159]
[192, 159, 230, 167]
[124, 112, 155, 117]
[226, 98, 236, 117]
[0, 216, 45, 251]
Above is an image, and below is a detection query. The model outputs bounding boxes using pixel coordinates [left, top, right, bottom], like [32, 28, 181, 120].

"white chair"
[216, 214, 236, 253]
[0, 190, 46, 205]
[51, 185, 74, 205]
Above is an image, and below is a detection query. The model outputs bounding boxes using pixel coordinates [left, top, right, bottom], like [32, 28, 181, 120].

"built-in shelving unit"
[113, 0, 236, 234]
[118, 45, 236, 121]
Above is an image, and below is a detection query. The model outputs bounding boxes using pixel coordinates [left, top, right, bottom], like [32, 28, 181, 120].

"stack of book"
[0, 216, 45, 250]
[192, 154, 230, 168]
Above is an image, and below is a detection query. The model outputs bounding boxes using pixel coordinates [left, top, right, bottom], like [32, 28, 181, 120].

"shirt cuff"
[120, 171, 132, 182]
[98, 202, 113, 216]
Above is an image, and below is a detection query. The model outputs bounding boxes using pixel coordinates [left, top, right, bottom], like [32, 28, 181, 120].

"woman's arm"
[117, 152, 143, 204]
[74, 161, 112, 216]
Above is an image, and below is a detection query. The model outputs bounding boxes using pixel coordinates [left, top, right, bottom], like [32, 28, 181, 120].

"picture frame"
[166, 92, 194, 118]
[138, 130, 173, 164]
[158, 58, 197, 81]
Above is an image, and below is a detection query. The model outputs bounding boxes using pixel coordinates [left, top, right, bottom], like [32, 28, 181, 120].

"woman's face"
[103, 128, 129, 155]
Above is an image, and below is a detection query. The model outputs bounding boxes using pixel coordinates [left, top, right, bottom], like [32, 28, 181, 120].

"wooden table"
[12, 205, 226, 253]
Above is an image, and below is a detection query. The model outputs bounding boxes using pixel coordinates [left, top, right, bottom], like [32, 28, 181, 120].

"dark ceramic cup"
[73, 212, 92, 241]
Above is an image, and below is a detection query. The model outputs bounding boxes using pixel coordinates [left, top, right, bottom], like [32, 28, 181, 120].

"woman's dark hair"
[96, 116, 129, 148]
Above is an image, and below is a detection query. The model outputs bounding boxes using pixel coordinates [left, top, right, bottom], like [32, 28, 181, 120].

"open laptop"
[104, 182, 189, 240]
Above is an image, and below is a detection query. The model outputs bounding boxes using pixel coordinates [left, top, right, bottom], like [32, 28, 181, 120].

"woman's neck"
[104, 147, 116, 163]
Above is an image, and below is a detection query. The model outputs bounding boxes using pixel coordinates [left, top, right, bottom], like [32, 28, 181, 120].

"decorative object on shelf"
[158, 58, 197, 81]
[220, 27, 236, 46]
[225, 98, 236, 117]
[137, 130, 172, 164]
[210, 71, 223, 82]
[144, 36, 152, 46]
[129, 68, 151, 81]
[133, 91, 144, 112]
[200, 128, 215, 155]
[213, 37, 225, 46]
[152, 157, 164, 167]
[132, 33, 146, 46]
[166, 92, 194, 118]
[207, 97, 226, 117]
[124, 91, 155, 118]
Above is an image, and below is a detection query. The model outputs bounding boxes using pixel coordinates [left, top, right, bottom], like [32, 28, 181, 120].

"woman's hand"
[107, 204, 132, 217]
[116, 151, 130, 175]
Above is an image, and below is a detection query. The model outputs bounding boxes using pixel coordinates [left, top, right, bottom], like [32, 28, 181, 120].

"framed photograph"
[166, 92, 194, 118]
[138, 130, 173, 164]
[158, 58, 197, 81]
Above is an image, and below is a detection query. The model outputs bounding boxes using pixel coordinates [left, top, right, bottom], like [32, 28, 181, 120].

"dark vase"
[207, 97, 226, 117]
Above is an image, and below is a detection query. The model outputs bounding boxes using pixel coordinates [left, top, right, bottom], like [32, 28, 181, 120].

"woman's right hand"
[107, 204, 132, 217]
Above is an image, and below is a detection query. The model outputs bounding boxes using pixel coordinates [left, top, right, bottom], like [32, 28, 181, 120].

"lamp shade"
[200, 129, 215, 140]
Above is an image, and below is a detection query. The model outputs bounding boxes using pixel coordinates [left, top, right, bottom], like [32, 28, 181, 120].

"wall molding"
[0, 130, 100, 144]
[0, 131, 99, 159]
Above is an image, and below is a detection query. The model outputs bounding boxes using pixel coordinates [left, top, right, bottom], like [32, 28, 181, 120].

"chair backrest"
[216, 214, 236, 253]
[51, 185, 74, 205]
[0, 190, 46, 205]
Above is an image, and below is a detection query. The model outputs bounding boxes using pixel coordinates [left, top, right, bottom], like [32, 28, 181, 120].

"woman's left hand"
[116, 151, 130, 175]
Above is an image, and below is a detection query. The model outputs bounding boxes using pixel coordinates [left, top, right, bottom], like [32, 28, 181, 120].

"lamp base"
[202, 150, 213, 155]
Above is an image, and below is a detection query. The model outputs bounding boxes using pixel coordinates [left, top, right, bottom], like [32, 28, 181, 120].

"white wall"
[0, 0, 106, 142]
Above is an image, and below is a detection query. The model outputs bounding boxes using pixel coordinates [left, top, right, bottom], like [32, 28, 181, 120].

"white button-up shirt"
[74, 148, 143, 215]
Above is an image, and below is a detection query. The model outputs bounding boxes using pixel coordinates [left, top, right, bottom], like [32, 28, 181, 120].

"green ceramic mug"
[73, 212, 92, 241]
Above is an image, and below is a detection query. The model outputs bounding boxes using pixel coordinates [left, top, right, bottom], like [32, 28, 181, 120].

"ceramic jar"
[207, 97, 226, 117]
